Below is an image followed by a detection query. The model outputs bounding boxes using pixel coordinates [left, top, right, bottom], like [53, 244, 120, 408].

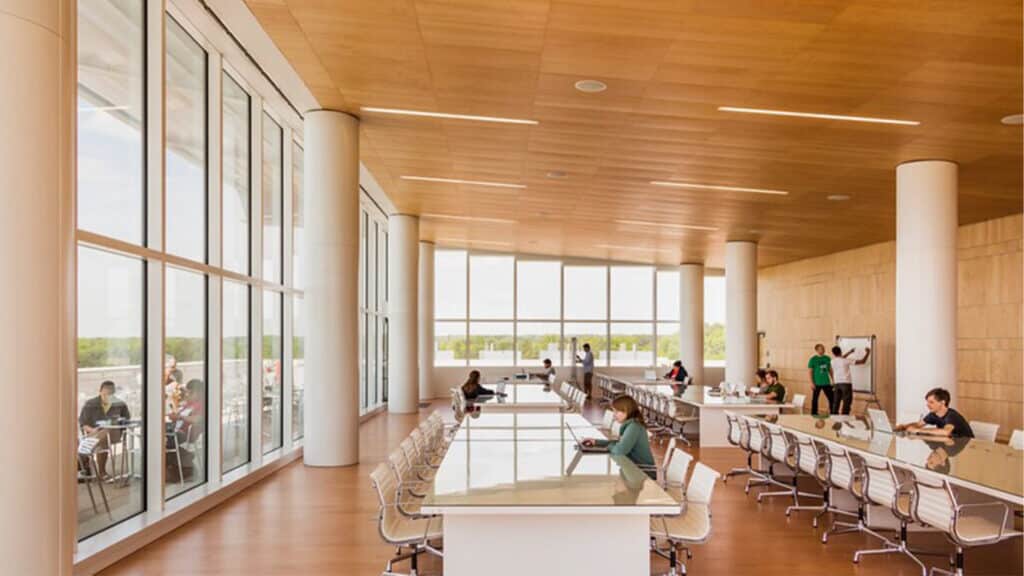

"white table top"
[422, 418, 678, 514]
[470, 383, 567, 410]
[646, 384, 794, 409]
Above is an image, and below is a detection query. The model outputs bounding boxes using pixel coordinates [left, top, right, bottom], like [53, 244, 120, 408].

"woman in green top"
[582, 396, 657, 479]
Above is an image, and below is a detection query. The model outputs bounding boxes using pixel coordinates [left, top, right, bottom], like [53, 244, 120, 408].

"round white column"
[0, 2, 74, 573]
[725, 242, 758, 387]
[388, 215, 420, 414]
[418, 241, 435, 402]
[679, 263, 704, 386]
[304, 110, 361, 466]
[896, 160, 958, 423]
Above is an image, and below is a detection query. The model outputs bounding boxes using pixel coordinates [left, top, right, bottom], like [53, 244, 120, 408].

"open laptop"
[643, 369, 657, 381]
[867, 408, 894, 434]
[567, 423, 609, 454]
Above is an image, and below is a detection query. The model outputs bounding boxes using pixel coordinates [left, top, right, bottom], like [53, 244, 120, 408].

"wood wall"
[758, 213, 1022, 439]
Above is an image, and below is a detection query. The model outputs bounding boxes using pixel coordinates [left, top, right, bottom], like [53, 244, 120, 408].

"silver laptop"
[867, 408, 893, 434]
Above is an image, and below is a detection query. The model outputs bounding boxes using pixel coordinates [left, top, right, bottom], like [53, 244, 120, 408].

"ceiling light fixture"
[651, 181, 790, 196]
[420, 213, 517, 225]
[827, 194, 851, 201]
[615, 219, 718, 232]
[546, 170, 568, 179]
[574, 79, 608, 93]
[1000, 114, 1024, 126]
[718, 106, 920, 126]
[401, 175, 526, 189]
[360, 107, 538, 125]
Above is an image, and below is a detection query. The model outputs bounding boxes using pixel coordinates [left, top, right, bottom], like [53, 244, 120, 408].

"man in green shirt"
[807, 343, 834, 415]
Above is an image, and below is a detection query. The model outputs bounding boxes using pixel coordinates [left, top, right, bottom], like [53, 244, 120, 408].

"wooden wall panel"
[758, 213, 1022, 440]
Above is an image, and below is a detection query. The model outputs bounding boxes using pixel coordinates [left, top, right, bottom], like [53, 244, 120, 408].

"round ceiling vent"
[574, 79, 607, 93]
[1000, 114, 1023, 125]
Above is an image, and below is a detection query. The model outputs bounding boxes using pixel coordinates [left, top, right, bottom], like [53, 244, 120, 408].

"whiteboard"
[835, 335, 875, 394]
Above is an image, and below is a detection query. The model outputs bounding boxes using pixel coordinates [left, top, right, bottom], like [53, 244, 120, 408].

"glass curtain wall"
[358, 198, 389, 414]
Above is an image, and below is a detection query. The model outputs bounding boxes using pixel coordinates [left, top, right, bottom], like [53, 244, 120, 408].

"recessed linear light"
[827, 194, 851, 201]
[718, 106, 920, 126]
[360, 107, 538, 125]
[615, 219, 718, 232]
[1001, 114, 1024, 126]
[421, 213, 517, 225]
[438, 238, 513, 248]
[575, 79, 608, 93]
[651, 181, 790, 196]
[595, 243, 672, 253]
[401, 175, 526, 189]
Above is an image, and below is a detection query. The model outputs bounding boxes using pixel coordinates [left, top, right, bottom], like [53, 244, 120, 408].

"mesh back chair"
[661, 446, 695, 502]
[854, 454, 949, 576]
[399, 438, 436, 483]
[650, 461, 721, 576]
[782, 431, 838, 525]
[820, 441, 889, 546]
[387, 449, 430, 499]
[737, 415, 770, 494]
[969, 421, 999, 442]
[387, 447, 435, 519]
[910, 469, 1022, 576]
[722, 411, 750, 483]
[668, 400, 697, 446]
[370, 463, 443, 576]
[755, 421, 822, 505]
[1010, 429, 1024, 450]
[789, 393, 807, 415]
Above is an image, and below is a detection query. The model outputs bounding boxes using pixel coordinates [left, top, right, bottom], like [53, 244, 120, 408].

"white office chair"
[789, 393, 806, 415]
[783, 430, 836, 523]
[370, 463, 443, 576]
[737, 415, 770, 494]
[650, 461, 721, 575]
[1009, 429, 1023, 450]
[969, 421, 999, 442]
[756, 421, 821, 505]
[661, 445, 694, 502]
[910, 469, 1022, 576]
[820, 440, 889, 546]
[721, 411, 750, 483]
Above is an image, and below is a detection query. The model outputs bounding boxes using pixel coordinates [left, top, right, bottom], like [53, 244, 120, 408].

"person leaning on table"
[581, 395, 657, 479]
[529, 358, 557, 382]
[894, 387, 975, 439]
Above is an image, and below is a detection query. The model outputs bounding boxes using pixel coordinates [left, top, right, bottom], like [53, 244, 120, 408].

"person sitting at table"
[461, 370, 497, 400]
[753, 369, 768, 393]
[894, 387, 974, 438]
[79, 380, 132, 479]
[664, 360, 688, 383]
[170, 379, 205, 441]
[581, 396, 657, 479]
[763, 370, 786, 403]
[529, 358, 556, 382]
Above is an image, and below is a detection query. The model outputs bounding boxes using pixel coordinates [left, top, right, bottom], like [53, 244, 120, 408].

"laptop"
[867, 408, 893, 434]
[567, 423, 609, 454]
[643, 369, 657, 381]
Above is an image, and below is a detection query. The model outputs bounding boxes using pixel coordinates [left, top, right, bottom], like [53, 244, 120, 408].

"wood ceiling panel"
[247, 0, 1023, 268]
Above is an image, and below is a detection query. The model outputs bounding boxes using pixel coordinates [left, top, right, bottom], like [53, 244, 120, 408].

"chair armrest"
[955, 502, 1010, 541]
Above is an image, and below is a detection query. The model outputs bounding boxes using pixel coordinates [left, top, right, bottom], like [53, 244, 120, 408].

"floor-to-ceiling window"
[358, 196, 389, 414]
[75, 1, 305, 545]
[704, 275, 727, 366]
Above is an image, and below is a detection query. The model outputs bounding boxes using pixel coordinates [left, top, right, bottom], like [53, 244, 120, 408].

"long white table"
[469, 382, 568, 412]
[422, 412, 678, 576]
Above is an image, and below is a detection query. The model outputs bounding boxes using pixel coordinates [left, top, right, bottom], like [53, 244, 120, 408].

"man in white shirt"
[575, 343, 595, 398]
[830, 345, 870, 415]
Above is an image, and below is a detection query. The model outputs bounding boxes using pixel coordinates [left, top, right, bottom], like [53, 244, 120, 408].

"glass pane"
[359, 312, 367, 409]
[222, 280, 249, 472]
[434, 321, 468, 366]
[564, 266, 606, 320]
[516, 260, 561, 319]
[222, 74, 250, 274]
[165, 18, 207, 262]
[563, 323, 607, 367]
[656, 322, 680, 368]
[367, 312, 377, 407]
[76, 246, 144, 539]
[435, 250, 467, 318]
[292, 142, 304, 288]
[164, 267, 206, 499]
[262, 114, 283, 283]
[262, 291, 283, 453]
[292, 296, 304, 440]
[610, 323, 654, 366]
[516, 322, 561, 366]
[77, 0, 145, 245]
[469, 255, 514, 319]
[610, 266, 653, 320]
[704, 276, 726, 365]
[656, 270, 680, 321]
[469, 322, 514, 366]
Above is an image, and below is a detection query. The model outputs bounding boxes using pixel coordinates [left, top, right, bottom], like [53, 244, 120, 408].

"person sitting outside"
[581, 396, 657, 479]
[664, 360, 688, 383]
[461, 370, 497, 400]
[529, 358, 556, 382]
[79, 380, 132, 479]
[763, 370, 786, 403]
[895, 387, 974, 438]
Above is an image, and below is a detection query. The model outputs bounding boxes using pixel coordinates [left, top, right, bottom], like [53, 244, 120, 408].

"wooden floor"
[100, 401, 1023, 576]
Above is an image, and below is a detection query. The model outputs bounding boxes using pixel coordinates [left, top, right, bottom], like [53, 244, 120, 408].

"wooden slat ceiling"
[246, 0, 1023, 268]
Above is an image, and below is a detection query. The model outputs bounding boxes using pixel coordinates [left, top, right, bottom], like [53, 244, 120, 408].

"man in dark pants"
[575, 343, 595, 398]
[807, 344, 834, 415]
[830, 345, 870, 415]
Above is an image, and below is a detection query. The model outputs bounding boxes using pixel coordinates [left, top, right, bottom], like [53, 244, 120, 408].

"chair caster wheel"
[785, 511, 791, 517]
[821, 536, 828, 544]
[812, 520, 818, 528]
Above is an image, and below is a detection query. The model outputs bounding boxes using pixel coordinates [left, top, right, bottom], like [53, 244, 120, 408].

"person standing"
[829, 345, 870, 415]
[807, 343, 834, 415]
[575, 343, 595, 398]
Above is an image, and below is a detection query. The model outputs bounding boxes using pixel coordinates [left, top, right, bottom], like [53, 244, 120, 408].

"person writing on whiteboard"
[830, 345, 870, 415]
[807, 344, 834, 415]
[894, 388, 974, 438]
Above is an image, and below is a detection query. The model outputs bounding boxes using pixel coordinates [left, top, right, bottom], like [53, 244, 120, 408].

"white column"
[304, 110, 360, 466]
[418, 241, 435, 401]
[896, 160, 958, 423]
[0, 2, 74, 573]
[679, 264, 704, 386]
[388, 215, 420, 413]
[725, 242, 757, 387]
